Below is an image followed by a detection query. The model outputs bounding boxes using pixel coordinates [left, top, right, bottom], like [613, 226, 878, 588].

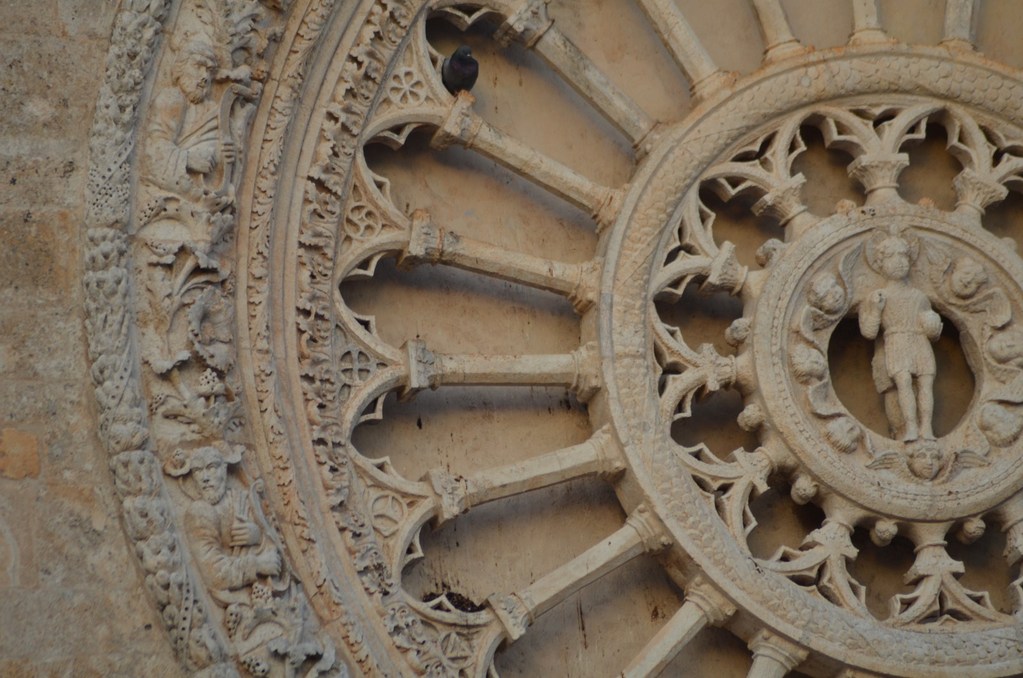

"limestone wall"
[0, 2, 183, 674]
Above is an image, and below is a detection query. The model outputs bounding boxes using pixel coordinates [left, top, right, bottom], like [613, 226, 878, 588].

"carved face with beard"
[191, 445, 228, 504]
[174, 42, 216, 105]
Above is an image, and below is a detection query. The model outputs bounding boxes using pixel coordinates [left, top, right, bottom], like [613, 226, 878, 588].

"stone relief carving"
[860, 228, 942, 443]
[164, 443, 338, 676]
[85, 0, 1023, 675]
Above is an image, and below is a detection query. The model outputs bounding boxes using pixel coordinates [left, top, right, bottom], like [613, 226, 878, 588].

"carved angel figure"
[859, 230, 942, 441]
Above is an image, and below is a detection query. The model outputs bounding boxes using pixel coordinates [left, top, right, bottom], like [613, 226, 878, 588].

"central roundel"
[753, 203, 1023, 520]
[599, 50, 1023, 671]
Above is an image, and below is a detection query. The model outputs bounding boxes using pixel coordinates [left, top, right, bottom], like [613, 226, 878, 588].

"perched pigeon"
[442, 45, 479, 94]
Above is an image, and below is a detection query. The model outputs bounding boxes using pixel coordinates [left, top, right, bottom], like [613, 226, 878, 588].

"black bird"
[442, 45, 479, 94]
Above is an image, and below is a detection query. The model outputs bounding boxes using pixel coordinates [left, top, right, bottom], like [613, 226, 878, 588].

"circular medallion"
[605, 58, 1023, 672]
[753, 203, 1023, 519]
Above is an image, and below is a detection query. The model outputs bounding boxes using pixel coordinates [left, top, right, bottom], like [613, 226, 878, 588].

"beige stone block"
[56, 0, 119, 39]
[0, 36, 106, 139]
[34, 482, 123, 590]
[0, 589, 102, 661]
[1, 151, 84, 211]
[0, 427, 41, 480]
[0, 379, 87, 431]
[0, 484, 38, 589]
[0, 0, 59, 38]
[0, 209, 80, 306]
[0, 305, 84, 381]
[71, 651, 187, 678]
[0, 659, 75, 678]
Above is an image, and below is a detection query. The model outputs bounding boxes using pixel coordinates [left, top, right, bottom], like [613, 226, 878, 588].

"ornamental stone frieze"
[83, 0, 1023, 675]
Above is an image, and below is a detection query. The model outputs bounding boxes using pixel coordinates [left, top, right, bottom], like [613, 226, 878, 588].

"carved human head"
[790, 474, 818, 504]
[173, 36, 217, 104]
[907, 440, 946, 480]
[870, 519, 898, 546]
[979, 402, 1023, 447]
[824, 416, 861, 454]
[165, 442, 242, 504]
[791, 344, 828, 384]
[807, 272, 846, 315]
[192, 446, 231, 504]
[876, 235, 913, 281]
[987, 330, 1023, 365]
[949, 256, 988, 299]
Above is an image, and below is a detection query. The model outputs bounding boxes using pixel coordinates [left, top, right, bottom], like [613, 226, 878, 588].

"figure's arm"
[186, 504, 263, 590]
[922, 310, 943, 341]
[859, 290, 884, 340]
[143, 91, 195, 195]
[143, 90, 217, 200]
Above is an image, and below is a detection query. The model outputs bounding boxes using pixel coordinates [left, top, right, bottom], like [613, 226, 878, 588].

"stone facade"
[10, 1, 1023, 676]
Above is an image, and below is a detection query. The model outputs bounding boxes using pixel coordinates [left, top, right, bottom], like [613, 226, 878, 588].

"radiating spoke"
[425, 425, 623, 522]
[495, 1, 656, 146]
[634, 0, 731, 99]
[621, 577, 735, 678]
[942, 0, 979, 49]
[401, 211, 600, 311]
[402, 339, 600, 401]
[432, 93, 623, 227]
[850, 0, 889, 45]
[747, 630, 808, 678]
[488, 506, 671, 641]
[751, 0, 805, 62]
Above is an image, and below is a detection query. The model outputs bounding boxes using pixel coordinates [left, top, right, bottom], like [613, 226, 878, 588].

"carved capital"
[401, 339, 439, 400]
[626, 505, 673, 552]
[488, 593, 532, 641]
[684, 575, 736, 626]
[568, 257, 602, 314]
[569, 341, 602, 402]
[592, 425, 626, 478]
[495, 0, 554, 48]
[849, 152, 909, 196]
[954, 168, 1009, 217]
[748, 629, 808, 673]
[401, 210, 447, 266]
[752, 173, 808, 226]
[426, 468, 470, 522]
[594, 187, 626, 232]
[431, 92, 482, 149]
[699, 241, 747, 295]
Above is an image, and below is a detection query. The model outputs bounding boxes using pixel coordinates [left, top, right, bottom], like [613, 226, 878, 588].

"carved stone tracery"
[85, 0, 1023, 675]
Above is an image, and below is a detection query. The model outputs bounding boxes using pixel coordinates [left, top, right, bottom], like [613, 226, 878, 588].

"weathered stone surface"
[0, 428, 41, 480]
[10, 0, 1023, 676]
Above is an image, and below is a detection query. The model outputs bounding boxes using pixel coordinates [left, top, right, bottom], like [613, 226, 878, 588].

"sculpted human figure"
[859, 231, 942, 441]
[142, 35, 235, 209]
[173, 444, 281, 604]
[165, 444, 338, 673]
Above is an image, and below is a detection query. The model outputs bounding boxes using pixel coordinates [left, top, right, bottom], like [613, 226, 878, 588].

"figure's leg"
[883, 389, 904, 439]
[917, 374, 935, 439]
[894, 371, 918, 441]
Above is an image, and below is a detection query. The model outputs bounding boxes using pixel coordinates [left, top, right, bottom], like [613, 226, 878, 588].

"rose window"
[87, 0, 1023, 676]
